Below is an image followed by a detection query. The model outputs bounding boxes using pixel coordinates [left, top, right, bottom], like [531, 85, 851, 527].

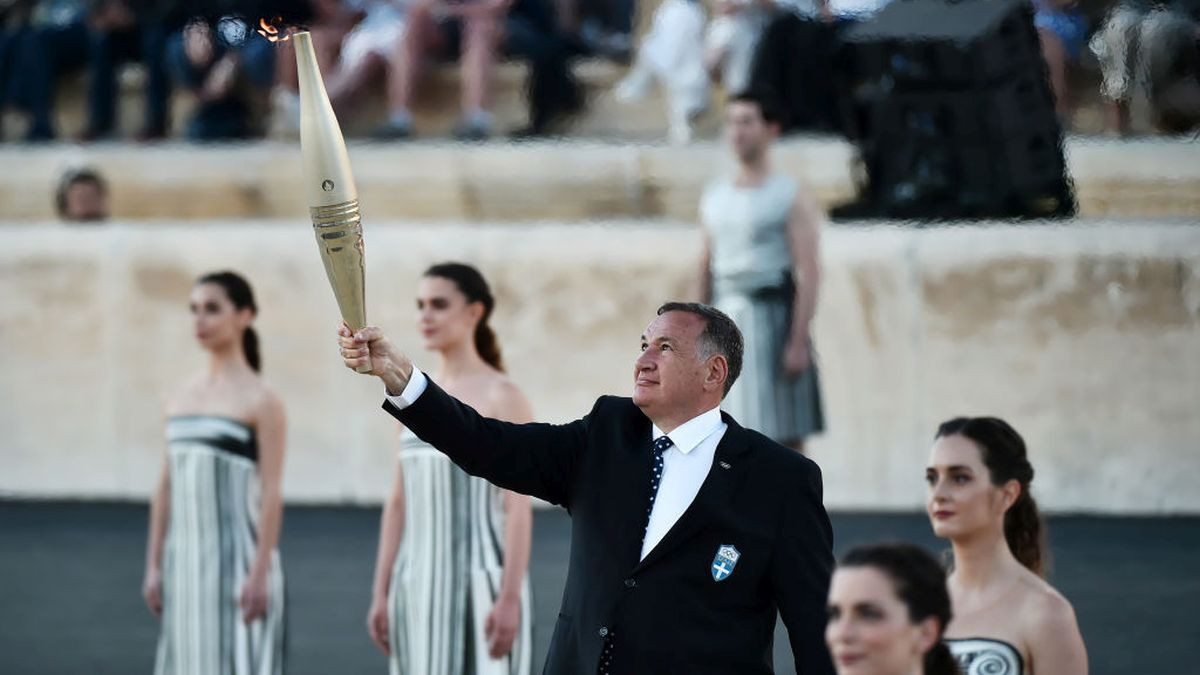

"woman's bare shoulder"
[484, 372, 533, 422]
[1015, 570, 1079, 633]
[246, 378, 285, 419]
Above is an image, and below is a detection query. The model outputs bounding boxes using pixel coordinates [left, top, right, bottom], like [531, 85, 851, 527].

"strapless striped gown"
[387, 434, 532, 675]
[154, 416, 285, 675]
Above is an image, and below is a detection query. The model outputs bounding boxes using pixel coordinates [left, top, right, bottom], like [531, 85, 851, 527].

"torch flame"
[256, 18, 295, 43]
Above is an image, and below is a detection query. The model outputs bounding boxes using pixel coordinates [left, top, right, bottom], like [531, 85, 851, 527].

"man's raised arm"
[338, 324, 588, 507]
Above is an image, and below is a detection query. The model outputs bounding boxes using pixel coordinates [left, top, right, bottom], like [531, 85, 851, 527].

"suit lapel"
[612, 404, 654, 567]
[631, 415, 752, 574]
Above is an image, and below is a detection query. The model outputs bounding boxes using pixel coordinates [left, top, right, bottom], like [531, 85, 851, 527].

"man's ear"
[707, 354, 729, 393]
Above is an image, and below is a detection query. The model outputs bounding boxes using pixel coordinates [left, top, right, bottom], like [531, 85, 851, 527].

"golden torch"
[291, 29, 370, 372]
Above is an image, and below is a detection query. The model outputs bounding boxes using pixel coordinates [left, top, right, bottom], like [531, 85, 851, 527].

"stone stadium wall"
[2, 220, 1197, 512]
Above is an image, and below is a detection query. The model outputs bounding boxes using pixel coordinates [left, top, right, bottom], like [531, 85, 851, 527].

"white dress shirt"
[385, 368, 729, 561]
[640, 408, 727, 560]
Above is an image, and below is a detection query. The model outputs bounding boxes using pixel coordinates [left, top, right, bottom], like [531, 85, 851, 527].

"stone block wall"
[2, 221, 1197, 512]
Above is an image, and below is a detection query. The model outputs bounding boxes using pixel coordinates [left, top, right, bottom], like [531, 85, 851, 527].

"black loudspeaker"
[835, 0, 1075, 220]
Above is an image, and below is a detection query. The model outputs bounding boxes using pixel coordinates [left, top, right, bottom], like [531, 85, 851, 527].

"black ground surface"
[2, 502, 1196, 674]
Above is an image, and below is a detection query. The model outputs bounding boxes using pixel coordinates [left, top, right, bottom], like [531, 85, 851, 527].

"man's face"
[632, 311, 711, 418]
[63, 181, 109, 222]
[726, 101, 776, 163]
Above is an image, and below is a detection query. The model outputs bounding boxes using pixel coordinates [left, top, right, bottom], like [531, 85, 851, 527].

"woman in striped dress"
[699, 90, 825, 451]
[143, 271, 287, 675]
[366, 262, 534, 675]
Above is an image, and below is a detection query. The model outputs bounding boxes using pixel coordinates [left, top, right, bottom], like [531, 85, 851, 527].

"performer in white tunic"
[145, 271, 287, 675]
[699, 91, 825, 451]
[367, 263, 533, 675]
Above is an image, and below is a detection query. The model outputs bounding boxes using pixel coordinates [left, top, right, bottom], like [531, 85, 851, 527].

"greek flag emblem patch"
[711, 544, 740, 582]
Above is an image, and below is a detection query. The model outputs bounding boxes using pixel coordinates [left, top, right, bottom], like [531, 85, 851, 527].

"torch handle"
[347, 321, 371, 373]
[342, 318, 372, 374]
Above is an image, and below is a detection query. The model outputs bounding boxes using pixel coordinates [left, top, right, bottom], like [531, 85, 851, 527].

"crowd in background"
[0, 0, 626, 141]
[1, 0, 1197, 144]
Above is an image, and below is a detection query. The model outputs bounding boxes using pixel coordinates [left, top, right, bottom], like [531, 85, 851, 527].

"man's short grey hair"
[656, 302, 744, 397]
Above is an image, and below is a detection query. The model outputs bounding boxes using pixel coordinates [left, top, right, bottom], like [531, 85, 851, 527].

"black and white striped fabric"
[387, 434, 532, 675]
[154, 416, 285, 675]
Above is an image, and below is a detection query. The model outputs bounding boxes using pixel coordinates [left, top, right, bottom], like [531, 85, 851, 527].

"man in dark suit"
[337, 302, 835, 675]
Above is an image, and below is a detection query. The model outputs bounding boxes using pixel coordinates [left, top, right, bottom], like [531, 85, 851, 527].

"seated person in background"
[269, 0, 378, 136]
[613, 0, 709, 144]
[705, 0, 774, 98]
[56, 166, 110, 222]
[571, 0, 634, 59]
[2, 0, 89, 141]
[374, 0, 511, 140]
[1090, 0, 1200, 135]
[826, 543, 959, 675]
[325, 1, 404, 111]
[707, 0, 873, 106]
[504, 0, 582, 137]
[745, 0, 845, 134]
[0, 0, 28, 139]
[80, 0, 180, 142]
[1033, 0, 1088, 123]
[166, 5, 276, 141]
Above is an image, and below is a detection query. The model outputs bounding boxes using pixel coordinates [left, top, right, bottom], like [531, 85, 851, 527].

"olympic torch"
[293, 30, 370, 372]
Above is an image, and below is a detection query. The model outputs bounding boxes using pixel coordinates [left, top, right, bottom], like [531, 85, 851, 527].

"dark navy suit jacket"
[384, 380, 835, 675]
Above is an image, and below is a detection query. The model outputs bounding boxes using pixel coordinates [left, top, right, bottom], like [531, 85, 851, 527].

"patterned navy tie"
[642, 435, 673, 543]
[599, 435, 673, 675]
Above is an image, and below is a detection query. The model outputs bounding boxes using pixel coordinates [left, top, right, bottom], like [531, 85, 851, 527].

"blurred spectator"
[1033, 0, 1088, 122]
[374, 0, 512, 140]
[572, 0, 633, 59]
[166, 3, 276, 140]
[704, 0, 772, 97]
[1090, 1, 1200, 135]
[617, 0, 857, 143]
[269, 0, 370, 135]
[79, 0, 180, 141]
[504, 0, 582, 137]
[613, 0, 708, 144]
[0, 1, 23, 133]
[2, 0, 89, 141]
[55, 165, 110, 221]
[746, 0, 845, 134]
[325, 1, 400, 109]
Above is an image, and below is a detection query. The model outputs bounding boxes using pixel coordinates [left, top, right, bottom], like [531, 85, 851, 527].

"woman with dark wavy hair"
[144, 271, 287, 674]
[926, 417, 1087, 675]
[826, 543, 959, 675]
[366, 262, 534, 675]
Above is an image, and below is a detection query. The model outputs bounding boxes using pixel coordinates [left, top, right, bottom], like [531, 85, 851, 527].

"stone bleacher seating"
[2, 136, 1198, 222]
